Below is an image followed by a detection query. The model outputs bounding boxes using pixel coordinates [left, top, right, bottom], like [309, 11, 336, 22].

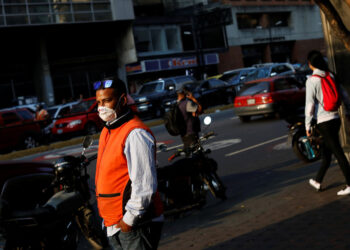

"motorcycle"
[0, 136, 108, 249]
[157, 116, 227, 217]
[285, 109, 322, 163]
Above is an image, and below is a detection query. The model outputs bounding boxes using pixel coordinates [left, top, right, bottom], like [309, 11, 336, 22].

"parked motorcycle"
[286, 110, 322, 163]
[0, 136, 108, 249]
[157, 116, 226, 217]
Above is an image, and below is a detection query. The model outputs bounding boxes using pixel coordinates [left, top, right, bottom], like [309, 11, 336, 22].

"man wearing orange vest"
[94, 77, 163, 250]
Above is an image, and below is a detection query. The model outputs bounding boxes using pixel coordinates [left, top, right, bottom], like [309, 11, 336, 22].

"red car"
[233, 76, 305, 122]
[0, 108, 42, 152]
[52, 97, 102, 137]
[52, 95, 138, 137]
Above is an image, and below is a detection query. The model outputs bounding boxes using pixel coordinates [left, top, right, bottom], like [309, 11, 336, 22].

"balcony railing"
[0, 0, 112, 26]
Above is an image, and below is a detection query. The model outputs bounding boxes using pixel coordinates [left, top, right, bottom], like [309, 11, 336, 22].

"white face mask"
[97, 95, 124, 122]
[98, 106, 117, 122]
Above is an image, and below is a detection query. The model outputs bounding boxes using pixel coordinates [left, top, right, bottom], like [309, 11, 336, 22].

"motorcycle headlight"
[54, 156, 78, 188]
[67, 120, 82, 128]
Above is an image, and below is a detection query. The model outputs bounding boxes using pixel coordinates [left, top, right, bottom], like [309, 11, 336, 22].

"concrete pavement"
[158, 159, 350, 250]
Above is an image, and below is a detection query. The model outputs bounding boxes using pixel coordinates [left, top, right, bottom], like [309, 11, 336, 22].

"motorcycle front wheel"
[202, 172, 227, 201]
[292, 131, 321, 163]
[75, 205, 109, 249]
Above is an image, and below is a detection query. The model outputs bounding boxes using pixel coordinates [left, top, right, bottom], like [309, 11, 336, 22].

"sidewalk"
[158, 160, 350, 249]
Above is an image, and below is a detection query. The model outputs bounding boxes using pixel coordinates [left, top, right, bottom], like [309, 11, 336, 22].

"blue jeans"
[108, 222, 163, 250]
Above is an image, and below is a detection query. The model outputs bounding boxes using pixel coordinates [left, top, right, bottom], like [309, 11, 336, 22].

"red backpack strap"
[311, 74, 322, 79]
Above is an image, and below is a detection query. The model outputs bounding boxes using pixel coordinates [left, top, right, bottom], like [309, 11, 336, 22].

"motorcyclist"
[176, 86, 203, 154]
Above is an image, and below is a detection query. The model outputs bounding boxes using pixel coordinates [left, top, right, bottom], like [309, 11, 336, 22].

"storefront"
[126, 53, 220, 93]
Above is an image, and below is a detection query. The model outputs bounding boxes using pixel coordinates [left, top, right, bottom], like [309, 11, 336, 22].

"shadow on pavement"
[159, 155, 349, 249]
[205, 198, 350, 249]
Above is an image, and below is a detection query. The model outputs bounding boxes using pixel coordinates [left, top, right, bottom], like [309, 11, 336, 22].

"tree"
[314, 0, 350, 51]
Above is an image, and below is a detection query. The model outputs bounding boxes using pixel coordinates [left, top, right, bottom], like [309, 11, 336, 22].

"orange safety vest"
[95, 115, 163, 227]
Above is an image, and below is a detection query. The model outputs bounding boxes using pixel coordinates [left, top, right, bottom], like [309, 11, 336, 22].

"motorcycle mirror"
[203, 116, 212, 126]
[83, 135, 93, 149]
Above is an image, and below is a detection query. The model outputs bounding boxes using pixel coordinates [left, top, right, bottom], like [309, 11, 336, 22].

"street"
[19, 109, 350, 249]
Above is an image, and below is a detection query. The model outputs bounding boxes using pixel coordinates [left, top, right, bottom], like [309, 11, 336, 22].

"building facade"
[127, 0, 229, 92]
[127, 0, 324, 92]
[214, 0, 325, 72]
[0, 0, 136, 108]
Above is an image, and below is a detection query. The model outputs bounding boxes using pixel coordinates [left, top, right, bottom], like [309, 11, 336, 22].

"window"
[200, 82, 209, 90]
[58, 106, 71, 117]
[71, 99, 95, 113]
[17, 109, 33, 120]
[272, 65, 292, 75]
[2, 112, 21, 125]
[138, 81, 164, 95]
[165, 80, 175, 91]
[174, 76, 195, 84]
[274, 78, 292, 91]
[220, 72, 240, 82]
[286, 78, 302, 88]
[134, 28, 151, 52]
[237, 13, 260, 29]
[165, 28, 180, 51]
[238, 82, 270, 96]
[209, 79, 226, 88]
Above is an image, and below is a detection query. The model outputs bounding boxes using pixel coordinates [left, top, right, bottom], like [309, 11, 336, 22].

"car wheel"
[85, 123, 97, 135]
[22, 135, 39, 149]
[239, 116, 251, 122]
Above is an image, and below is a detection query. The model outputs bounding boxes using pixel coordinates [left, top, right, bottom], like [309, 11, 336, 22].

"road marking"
[273, 141, 291, 150]
[204, 139, 242, 151]
[156, 138, 242, 153]
[230, 116, 239, 120]
[225, 135, 288, 157]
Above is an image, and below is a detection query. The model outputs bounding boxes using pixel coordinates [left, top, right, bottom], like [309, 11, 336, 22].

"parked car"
[233, 76, 305, 122]
[47, 101, 80, 121]
[245, 63, 296, 82]
[219, 67, 256, 92]
[132, 75, 196, 119]
[162, 78, 236, 112]
[0, 108, 42, 152]
[51, 97, 102, 137]
[46, 101, 80, 135]
[191, 79, 236, 109]
[51, 95, 138, 138]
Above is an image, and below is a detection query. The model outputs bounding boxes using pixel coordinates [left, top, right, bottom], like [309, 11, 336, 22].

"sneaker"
[337, 186, 350, 196]
[309, 179, 321, 191]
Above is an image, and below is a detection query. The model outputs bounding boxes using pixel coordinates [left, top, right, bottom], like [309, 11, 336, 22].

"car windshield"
[183, 82, 200, 92]
[138, 82, 163, 95]
[220, 72, 240, 82]
[245, 68, 270, 82]
[238, 81, 270, 96]
[71, 100, 95, 113]
[47, 107, 58, 117]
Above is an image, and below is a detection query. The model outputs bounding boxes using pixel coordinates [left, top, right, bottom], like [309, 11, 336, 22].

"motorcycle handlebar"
[201, 131, 215, 140]
[87, 154, 97, 162]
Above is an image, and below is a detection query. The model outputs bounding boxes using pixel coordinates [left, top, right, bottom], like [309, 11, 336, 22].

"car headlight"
[139, 97, 148, 102]
[67, 120, 82, 128]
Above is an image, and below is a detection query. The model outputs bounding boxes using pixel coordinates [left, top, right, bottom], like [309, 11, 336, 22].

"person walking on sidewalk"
[306, 50, 350, 195]
[94, 77, 163, 249]
[176, 86, 203, 154]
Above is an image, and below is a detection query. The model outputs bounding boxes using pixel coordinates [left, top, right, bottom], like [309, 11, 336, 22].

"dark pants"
[181, 133, 198, 155]
[315, 118, 350, 185]
[108, 222, 163, 250]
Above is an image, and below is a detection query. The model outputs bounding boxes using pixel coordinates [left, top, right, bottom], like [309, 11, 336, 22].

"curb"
[0, 105, 233, 161]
